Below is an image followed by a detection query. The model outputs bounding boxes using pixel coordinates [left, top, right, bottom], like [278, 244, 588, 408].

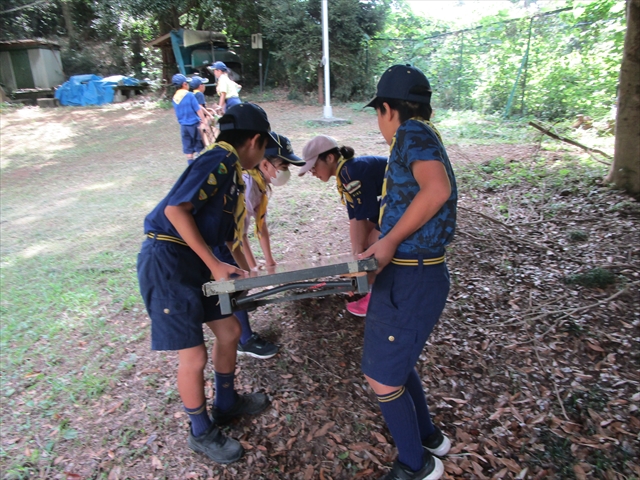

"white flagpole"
[322, 0, 332, 118]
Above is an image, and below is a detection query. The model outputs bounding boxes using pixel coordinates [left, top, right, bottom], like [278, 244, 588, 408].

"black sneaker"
[211, 392, 271, 425]
[422, 427, 451, 457]
[237, 333, 279, 359]
[187, 423, 243, 464]
[379, 451, 444, 480]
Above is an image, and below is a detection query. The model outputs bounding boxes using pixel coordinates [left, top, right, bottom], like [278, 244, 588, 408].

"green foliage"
[370, 0, 625, 121]
[567, 230, 589, 242]
[0, 0, 626, 119]
[563, 268, 616, 288]
[260, 0, 390, 100]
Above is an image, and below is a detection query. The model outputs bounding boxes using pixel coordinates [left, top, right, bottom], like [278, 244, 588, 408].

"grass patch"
[531, 427, 576, 478]
[455, 155, 607, 195]
[436, 110, 534, 144]
[567, 230, 589, 242]
[562, 268, 616, 289]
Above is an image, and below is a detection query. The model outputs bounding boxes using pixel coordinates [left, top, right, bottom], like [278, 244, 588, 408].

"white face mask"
[270, 168, 291, 187]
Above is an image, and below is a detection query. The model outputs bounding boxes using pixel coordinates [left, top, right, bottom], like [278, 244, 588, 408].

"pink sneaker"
[346, 292, 370, 317]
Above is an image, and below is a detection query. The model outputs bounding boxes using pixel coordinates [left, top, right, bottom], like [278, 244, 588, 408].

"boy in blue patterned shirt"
[361, 65, 458, 480]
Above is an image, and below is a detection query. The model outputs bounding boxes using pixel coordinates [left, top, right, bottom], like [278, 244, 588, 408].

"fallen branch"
[528, 121, 612, 163]
[528, 121, 612, 161]
[459, 205, 514, 231]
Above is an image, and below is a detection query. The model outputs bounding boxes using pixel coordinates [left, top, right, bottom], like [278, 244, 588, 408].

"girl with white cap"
[298, 135, 387, 316]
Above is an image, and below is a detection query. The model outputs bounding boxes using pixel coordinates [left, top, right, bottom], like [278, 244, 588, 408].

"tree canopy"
[0, 0, 627, 122]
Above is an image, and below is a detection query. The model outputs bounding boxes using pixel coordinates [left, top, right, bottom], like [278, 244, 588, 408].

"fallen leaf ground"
[0, 95, 638, 480]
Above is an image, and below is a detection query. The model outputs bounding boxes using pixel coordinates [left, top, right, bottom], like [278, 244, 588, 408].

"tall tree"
[607, 0, 640, 194]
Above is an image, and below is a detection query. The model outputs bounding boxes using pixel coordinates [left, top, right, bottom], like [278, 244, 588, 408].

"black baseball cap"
[265, 133, 304, 165]
[218, 102, 271, 133]
[365, 64, 432, 108]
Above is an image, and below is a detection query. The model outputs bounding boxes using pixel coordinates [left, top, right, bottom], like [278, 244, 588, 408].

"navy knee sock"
[405, 368, 435, 440]
[236, 310, 253, 345]
[184, 401, 212, 437]
[377, 387, 424, 472]
[214, 371, 237, 412]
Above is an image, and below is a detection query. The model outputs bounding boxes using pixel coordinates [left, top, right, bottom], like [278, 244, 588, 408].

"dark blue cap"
[190, 76, 208, 88]
[365, 64, 432, 108]
[212, 61, 228, 71]
[265, 133, 304, 165]
[172, 73, 190, 86]
[218, 102, 271, 133]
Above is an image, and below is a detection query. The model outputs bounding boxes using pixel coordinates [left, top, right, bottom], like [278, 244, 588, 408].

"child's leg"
[405, 368, 434, 439]
[207, 315, 241, 373]
[365, 375, 424, 472]
[235, 310, 253, 345]
[177, 344, 212, 436]
[206, 315, 270, 423]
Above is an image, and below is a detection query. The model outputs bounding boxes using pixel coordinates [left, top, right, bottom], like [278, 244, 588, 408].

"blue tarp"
[55, 74, 142, 106]
[55, 75, 114, 106]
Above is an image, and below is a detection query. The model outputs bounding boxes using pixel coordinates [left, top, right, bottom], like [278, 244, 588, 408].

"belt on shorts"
[391, 254, 445, 266]
[146, 232, 189, 247]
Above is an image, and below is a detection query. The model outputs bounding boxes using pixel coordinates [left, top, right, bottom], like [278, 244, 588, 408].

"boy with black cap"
[137, 102, 274, 464]
[361, 65, 458, 480]
[172, 73, 207, 164]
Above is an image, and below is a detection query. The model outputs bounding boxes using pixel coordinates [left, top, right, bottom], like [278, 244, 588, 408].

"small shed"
[0, 39, 65, 90]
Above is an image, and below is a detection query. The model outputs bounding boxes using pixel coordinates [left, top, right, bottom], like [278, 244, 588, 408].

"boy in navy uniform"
[137, 103, 274, 464]
[361, 65, 457, 480]
[190, 75, 218, 147]
[172, 73, 207, 164]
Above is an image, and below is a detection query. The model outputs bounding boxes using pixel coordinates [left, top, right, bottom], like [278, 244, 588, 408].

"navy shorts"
[180, 123, 204, 155]
[137, 238, 229, 351]
[225, 96, 241, 112]
[361, 259, 450, 386]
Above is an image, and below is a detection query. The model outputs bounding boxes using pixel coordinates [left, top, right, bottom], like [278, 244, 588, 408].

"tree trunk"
[60, 0, 77, 49]
[131, 32, 144, 79]
[607, 0, 640, 195]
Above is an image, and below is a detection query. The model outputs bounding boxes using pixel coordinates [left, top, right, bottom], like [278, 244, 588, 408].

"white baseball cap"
[298, 135, 339, 176]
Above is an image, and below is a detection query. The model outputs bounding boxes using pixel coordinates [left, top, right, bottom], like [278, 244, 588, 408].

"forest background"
[0, 0, 627, 122]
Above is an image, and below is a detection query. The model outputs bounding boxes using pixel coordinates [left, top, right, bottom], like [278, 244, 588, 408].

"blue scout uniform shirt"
[194, 91, 206, 106]
[172, 90, 201, 126]
[337, 156, 387, 224]
[143, 144, 241, 246]
[380, 119, 457, 255]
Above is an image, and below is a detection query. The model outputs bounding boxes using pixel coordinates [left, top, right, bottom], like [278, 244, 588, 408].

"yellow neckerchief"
[173, 89, 189, 104]
[245, 168, 269, 239]
[411, 117, 443, 144]
[334, 155, 353, 205]
[380, 117, 443, 222]
[201, 141, 246, 252]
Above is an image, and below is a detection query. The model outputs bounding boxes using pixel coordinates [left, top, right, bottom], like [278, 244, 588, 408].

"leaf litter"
[0, 103, 638, 479]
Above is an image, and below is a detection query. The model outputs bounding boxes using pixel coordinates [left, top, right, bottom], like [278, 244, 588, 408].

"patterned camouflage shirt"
[379, 118, 457, 255]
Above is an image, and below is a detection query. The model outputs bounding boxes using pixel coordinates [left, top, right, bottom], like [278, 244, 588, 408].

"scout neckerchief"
[334, 155, 353, 205]
[379, 117, 443, 222]
[245, 168, 269, 239]
[206, 141, 246, 252]
[172, 89, 190, 104]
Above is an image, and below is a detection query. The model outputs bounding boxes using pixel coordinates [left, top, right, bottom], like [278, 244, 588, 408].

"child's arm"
[165, 202, 247, 280]
[349, 219, 375, 255]
[257, 222, 276, 266]
[242, 233, 259, 270]
[361, 161, 451, 273]
[227, 242, 252, 272]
